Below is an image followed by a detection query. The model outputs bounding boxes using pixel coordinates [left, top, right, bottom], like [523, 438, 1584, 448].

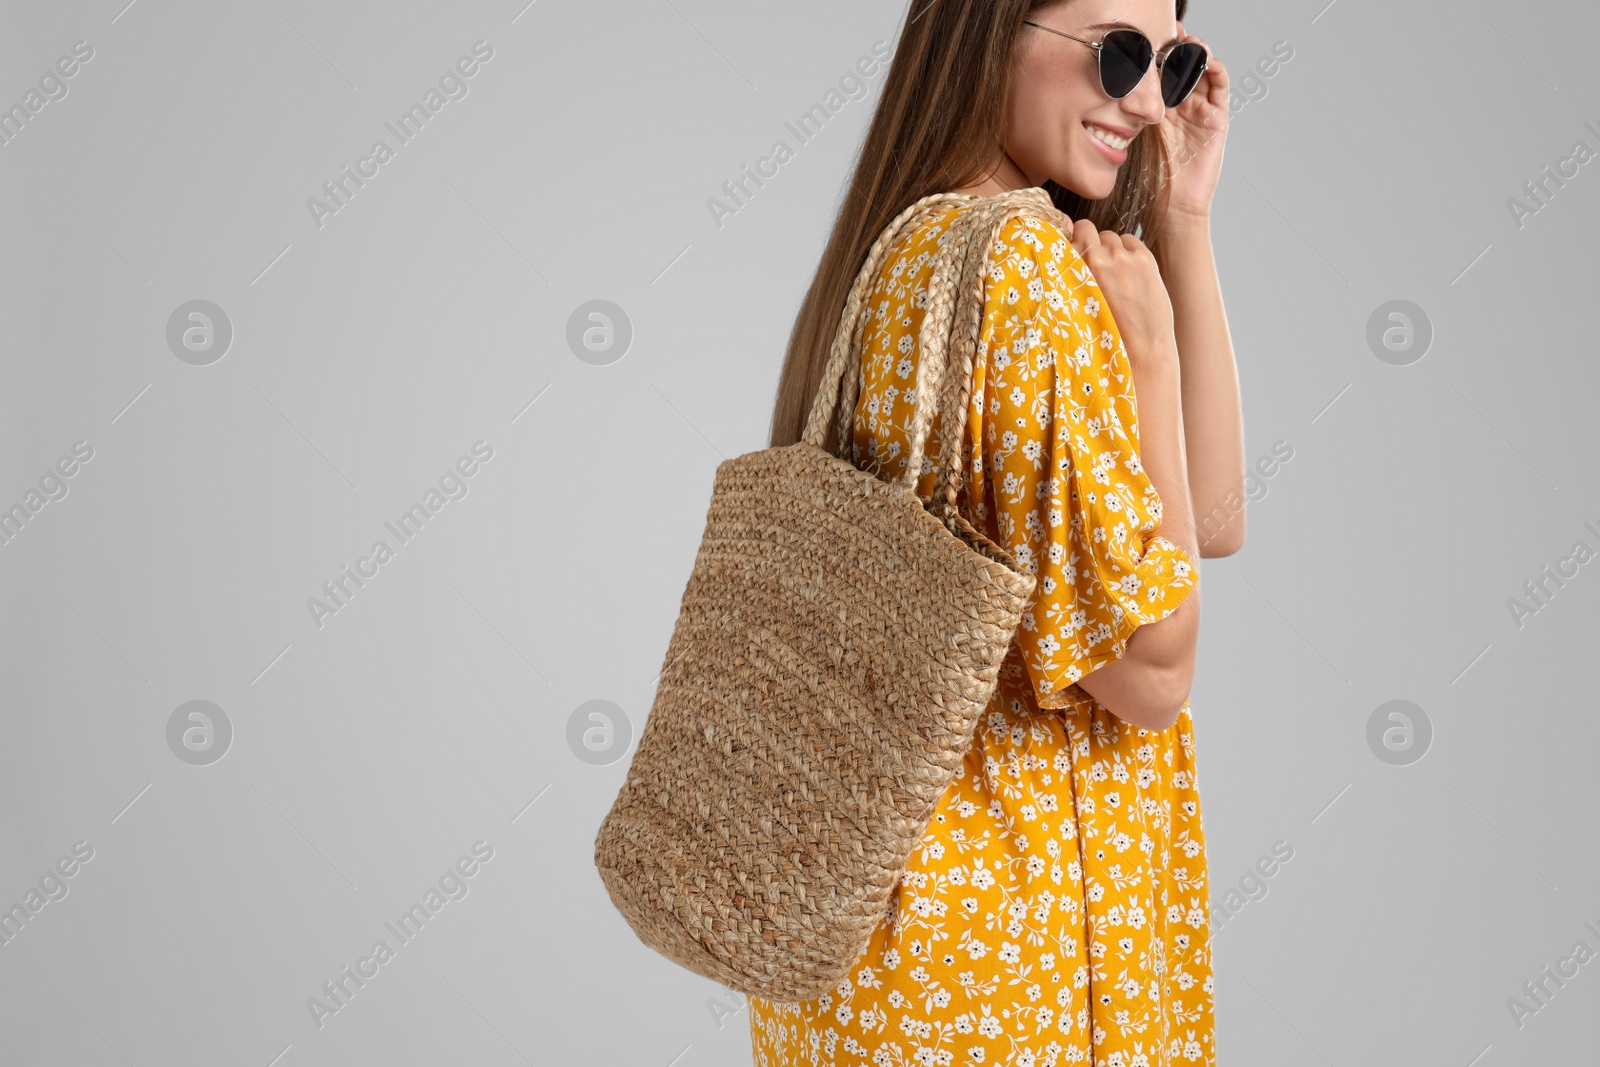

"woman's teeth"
[1085, 123, 1131, 149]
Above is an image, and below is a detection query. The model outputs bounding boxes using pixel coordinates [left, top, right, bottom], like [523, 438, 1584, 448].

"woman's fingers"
[1069, 217, 1099, 258]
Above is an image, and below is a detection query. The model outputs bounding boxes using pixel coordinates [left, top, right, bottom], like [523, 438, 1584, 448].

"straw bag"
[593, 187, 1059, 1002]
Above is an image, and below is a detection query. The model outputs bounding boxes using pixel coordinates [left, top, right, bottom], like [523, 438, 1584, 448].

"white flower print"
[750, 204, 1212, 1067]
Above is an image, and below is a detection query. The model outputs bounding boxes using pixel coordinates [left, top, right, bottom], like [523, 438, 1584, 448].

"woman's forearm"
[1154, 211, 1247, 557]
[1076, 338, 1201, 730]
[1130, 341, 1199, 572]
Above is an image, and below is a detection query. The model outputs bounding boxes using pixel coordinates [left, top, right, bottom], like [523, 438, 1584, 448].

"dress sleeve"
[970, 214, 1196, 708]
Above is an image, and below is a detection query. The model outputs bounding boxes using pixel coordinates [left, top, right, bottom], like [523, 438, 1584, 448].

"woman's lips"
[1083, 120, 1131, 164]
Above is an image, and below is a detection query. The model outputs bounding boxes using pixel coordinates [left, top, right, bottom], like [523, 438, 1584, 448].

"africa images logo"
[306, 41, 495, 230]
[307, 440, 494, 629]
[307, 841, 494, 1029]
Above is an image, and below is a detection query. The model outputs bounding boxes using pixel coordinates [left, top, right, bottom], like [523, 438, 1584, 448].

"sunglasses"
[1023, 21, 1209, 108]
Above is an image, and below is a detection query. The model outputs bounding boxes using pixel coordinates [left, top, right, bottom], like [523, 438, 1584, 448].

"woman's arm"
[1155, 213, 1247, 558]
[1075, 331, 1201, 732]
[1058, 222, 1201, 733]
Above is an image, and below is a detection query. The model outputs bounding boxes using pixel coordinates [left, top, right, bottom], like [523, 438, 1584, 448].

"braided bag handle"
[802, 187, 1063, 511]
[919, 188, 1061, 517]
[801, 192, 975, 456]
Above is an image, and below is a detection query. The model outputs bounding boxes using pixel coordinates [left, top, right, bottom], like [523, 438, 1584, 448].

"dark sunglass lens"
[1098, 30, 1151, 98]
[1161, 42, 1208, 106]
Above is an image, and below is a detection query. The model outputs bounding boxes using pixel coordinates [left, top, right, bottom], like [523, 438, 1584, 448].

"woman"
[754, 1, 1242, 1064]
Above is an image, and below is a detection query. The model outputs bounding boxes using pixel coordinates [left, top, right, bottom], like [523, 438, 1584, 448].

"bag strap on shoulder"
[801, 192, 973, 456]
[801, 187, 1067, 516]
[920, 188, 1065, 517]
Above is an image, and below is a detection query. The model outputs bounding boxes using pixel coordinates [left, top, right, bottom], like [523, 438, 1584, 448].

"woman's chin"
[1054, 161, 1118, 202]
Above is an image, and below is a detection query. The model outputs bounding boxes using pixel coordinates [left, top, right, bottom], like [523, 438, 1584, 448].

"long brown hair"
[768, 0, 1190, 448]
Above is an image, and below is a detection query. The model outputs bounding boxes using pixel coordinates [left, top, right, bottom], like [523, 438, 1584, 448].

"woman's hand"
[1158, 24, 1229, 220]
[1067, 220, 1176, 363]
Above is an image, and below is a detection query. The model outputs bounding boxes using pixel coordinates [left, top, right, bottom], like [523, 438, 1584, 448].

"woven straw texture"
[594, 188, 1066, 1002]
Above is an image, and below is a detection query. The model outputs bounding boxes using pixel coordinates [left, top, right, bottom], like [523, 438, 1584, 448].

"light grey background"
[2, 0, 1597, 1064]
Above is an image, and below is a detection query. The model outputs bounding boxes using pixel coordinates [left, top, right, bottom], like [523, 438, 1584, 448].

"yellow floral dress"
[747, 203, 1213, 1066]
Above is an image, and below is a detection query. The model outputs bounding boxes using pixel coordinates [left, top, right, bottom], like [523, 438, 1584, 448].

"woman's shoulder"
[900, 200, 1071, 251]
[894, 203, 969, 261]
[990, 210, 1080, 279]
[870, 199, 1090, 331]
[867, 204, 960, 297]
[979, 210, 1090, 328]
[883, 195, 1077, 260]
[892, 202, 1074, 271]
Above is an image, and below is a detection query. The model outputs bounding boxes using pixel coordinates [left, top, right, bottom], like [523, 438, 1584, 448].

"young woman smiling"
[755, 0, 1242, 1064]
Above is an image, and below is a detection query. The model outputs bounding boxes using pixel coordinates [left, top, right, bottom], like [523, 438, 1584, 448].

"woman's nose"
[1120, 63, 1168, 123]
